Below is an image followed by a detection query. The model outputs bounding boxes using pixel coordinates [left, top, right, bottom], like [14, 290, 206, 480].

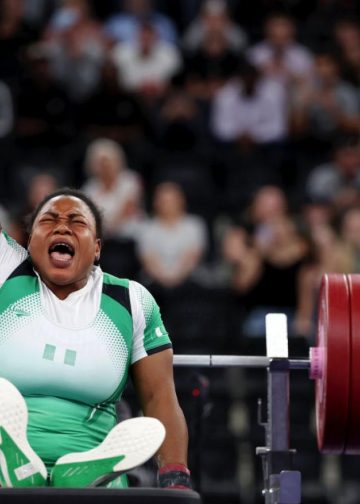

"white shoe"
[0, 377, 47, 487]
[51, 416, 166, 488]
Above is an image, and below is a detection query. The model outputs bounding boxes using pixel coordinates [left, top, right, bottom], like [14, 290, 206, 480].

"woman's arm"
[130, 349, 188, 469]
[0, 227, 29, 287]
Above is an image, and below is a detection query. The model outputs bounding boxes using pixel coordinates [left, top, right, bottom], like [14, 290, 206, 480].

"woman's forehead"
[38, 196, 94, 220]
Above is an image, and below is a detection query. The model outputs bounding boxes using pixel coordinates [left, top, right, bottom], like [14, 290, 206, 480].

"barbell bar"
[173, 273, 360, 456]
[173, 354, 310, 370]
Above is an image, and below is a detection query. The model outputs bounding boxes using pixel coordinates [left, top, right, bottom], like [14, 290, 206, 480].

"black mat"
[0, 488, 202, 503]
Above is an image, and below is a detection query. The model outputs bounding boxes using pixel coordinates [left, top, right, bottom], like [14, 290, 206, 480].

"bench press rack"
[174, 314, 309, 504]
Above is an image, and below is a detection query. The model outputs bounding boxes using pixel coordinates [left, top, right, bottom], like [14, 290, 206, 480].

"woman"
[82, 138, 144, 239]
[137, 182, 207, 289]
[0, 188, 190, 489]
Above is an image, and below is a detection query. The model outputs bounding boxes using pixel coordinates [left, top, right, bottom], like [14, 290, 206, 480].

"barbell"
[173, 273, 360, 456]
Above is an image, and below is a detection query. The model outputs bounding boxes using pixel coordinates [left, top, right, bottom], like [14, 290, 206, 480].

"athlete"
[0, 188, 190, 489]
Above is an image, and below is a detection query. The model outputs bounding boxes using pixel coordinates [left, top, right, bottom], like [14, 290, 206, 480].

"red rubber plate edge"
[316, 273, 350, 453]
[344, 274, 360, 454]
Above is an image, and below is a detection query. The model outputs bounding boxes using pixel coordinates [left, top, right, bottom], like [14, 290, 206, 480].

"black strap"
[158, 471, 192, 489]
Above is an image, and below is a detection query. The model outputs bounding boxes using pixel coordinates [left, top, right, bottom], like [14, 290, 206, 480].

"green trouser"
[45, 471, 128, 488]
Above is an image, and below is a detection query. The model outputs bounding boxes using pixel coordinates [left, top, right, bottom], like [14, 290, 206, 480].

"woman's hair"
[85, 138, 126, 175]
[27, 187, 103, 240]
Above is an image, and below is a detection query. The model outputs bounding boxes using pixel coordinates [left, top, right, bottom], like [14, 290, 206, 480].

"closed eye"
[72, 220, 87, 225]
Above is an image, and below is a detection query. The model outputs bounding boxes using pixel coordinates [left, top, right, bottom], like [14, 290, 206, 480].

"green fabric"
[0, 259, 169, 490]
[25, 396, 117, 470]
[0, 275, 39, 316]
[50, 455, 126, 488]
[0, 426, 46, 488]
[99, 293, 132, 403]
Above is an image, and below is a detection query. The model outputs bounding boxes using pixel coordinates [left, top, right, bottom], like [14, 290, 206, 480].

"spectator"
[247, 185, 288, 231]
[104, 0, 177, 45]
[0, 79, 14, 204]
[111, 21, 182, 99]
[291, 51, 360, 146]
[183, 0, 247, 54]
[333, 18, 360, 86]
[0, 80, 13, 138]
[0, 0, 40, 82]
[0, 205, 10, 233]
[222, 213, 308, 337]
[184, 25, 242, 99]
[247, 12, 313, 87]
[340, 205, 360, 272]
[14, 44, 73, 154]
[24, 172, 59, 213]
[23, 0, 52, 29]
[78, 59, 149, 146]
[45, 0, 89, 33]
[43, 0, 109, 102]
[305, 135, 360, 212]
[156, 90, 205, 151]
[221, 222, 262, 294]
[220, 186, 308, 336]
[305, 0, 360, 50]
[9, 172, 59, 246]
[137, 182, 207, 289]
[294, 222, 352, 337]
[334, 18, 360, 58]
[211, 61, 288, 145]
[254, 215, 308, 274]
[82, 138, 144, 239]
[211, 70, 289, 206]
[299, 196, 334, 235]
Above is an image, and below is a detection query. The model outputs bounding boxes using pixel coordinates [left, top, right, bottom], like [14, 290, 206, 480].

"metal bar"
[173, 355, 310, 370]
[267, 360, 290, 451]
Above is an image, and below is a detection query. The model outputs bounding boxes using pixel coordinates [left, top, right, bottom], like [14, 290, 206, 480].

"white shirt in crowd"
[138, 215, 207, 275]
[82, 169, 143, 238]
[306, 162, 360, 202]
[111, 41, 182, 91]
[247, 41, 314, 82]
[211, 78, 288, 143]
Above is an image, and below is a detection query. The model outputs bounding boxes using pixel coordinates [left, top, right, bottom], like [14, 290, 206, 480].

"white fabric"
[0, 233, 103, 329]
[82, 170, 143, 238]
[212, 78, 288, 143]
[247, 41, 314, 81]
[37, 266, 103, 330]
[0, 233, 28, 287]
[138, 215, 207, 274]
[0, 232, 152, 362]
[0, 232, 170, 404]
[183, 20, 247, 52]
[111, 41, 182, 91]
[128, 280, 147, 364]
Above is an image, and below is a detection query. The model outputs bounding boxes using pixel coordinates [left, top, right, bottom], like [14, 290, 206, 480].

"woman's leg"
[50, 417, 165, 488]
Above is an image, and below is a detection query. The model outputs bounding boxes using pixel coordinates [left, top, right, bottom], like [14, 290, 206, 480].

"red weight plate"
[316, 273, 351, 453]
[344, 274, 360, 454]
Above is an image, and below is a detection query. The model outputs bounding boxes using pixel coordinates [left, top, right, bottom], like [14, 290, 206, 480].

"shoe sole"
[52, 417, 166, 487]
[0, 377, 47, 486]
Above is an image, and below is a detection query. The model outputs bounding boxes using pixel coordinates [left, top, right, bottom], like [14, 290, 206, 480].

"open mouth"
[48, 242, 75, 265]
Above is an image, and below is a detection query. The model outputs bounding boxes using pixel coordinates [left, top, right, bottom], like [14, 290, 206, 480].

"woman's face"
[153, 184, 185, 219]
[28, 196, 101, 296]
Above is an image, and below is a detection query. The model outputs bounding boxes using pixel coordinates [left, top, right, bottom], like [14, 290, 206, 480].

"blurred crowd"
[2, 0, 360, 348]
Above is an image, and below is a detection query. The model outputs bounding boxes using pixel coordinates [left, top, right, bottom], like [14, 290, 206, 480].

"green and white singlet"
[0, 231, 172, 471]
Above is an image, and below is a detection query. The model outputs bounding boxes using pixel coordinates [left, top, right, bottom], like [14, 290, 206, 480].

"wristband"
[158, 463, 191, 489]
